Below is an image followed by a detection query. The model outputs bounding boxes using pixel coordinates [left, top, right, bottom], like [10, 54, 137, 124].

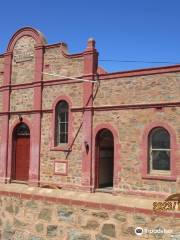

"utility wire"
[99, 59, 180, 64]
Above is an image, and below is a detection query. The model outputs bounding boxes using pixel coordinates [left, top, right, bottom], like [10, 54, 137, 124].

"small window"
[56, 101, 69, 145]
[148, 127, 170, 173]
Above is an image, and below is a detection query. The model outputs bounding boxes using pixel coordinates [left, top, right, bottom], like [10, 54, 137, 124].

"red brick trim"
[51, 95, 73, 152]
[31, 40, 44, 186]
[92, 124, 121, 189]
[0, 52, 12, 182]
[0, 101, 179, 116]
[71, 102, 180, 112]
[0, 78, 83, 92]
[7, 27, 46, 52]
[61, 49, 84, 59]
[140, 121, 178, 181]
[99, 64, 180, 79]
[45, 42, 67, 49]
[81, 39, 98, 187]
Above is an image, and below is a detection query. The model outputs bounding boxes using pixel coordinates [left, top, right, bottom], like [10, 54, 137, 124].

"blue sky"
[0, 0, 180, 72]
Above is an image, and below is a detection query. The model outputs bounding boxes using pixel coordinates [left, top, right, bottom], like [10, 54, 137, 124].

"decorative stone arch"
[51, 95, 73, 151]
[7, 27, 46, 52]
[7, 117, 33, 182]
[92, 123, 121, 189]
[140, 121, 178, 180]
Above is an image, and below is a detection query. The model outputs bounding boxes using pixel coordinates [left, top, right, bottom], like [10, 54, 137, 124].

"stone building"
[0, 26, 180, 197]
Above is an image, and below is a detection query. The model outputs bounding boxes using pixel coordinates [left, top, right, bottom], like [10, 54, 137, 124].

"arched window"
[56, 101, 69, 145]
[148, 127, 170, 173]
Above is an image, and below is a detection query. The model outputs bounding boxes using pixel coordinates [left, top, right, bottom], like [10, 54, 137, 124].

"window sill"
[142, 174, 176, 181]
[50, 145, 72, 152]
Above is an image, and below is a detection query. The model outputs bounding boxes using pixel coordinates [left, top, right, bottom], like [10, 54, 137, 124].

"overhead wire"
[99, 59, 179, 64]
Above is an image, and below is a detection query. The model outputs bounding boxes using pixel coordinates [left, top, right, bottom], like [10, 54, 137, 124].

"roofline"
[98, 64, 180, 79]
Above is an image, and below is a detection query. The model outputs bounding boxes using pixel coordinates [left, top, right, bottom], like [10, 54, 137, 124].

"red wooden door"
[13, 136, 30, 181]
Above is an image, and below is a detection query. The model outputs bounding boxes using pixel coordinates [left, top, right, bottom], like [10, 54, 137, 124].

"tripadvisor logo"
[153, 193, 180, 212]
[135, 227, 143, 236]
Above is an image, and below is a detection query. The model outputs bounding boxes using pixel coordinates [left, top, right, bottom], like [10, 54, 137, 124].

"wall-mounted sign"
[14, 50, 34, 63]
[54, 161, 67, 175]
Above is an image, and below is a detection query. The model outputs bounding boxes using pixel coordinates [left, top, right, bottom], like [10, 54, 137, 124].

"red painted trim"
[97, 66, 108, 74]
[8, 118, 32, 181]
[140, 121, 178, 181]
[28, 41, 44, 185]
[71, 102, 180, 112]
[0, 52, 12, 182]
[0, 189, 180, 217]
[7, 27, 46, 52]
[45, 42, 67, 49]
[0, 78, 83, 92]
[51, 95, 73, 151]
[0, 116, 9, 182]
[92, 124, 121, 189]
[0, 110, 52, 116]
[1, 81, 41, 90]
[54, 160, 68, 176]
[40, 79, 82, 86]
[0, 102, 179, 116]
[61, 49, 84, 59]
[30, 114, 41, 185]
[81, 39, 98, 187]
[99, 64, 180, 79]
[34, 45, 43, 109]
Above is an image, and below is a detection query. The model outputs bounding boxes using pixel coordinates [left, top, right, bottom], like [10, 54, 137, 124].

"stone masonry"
[0, 26, 179, 195]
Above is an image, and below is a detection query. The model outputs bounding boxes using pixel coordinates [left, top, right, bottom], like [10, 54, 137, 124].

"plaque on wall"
[14, 50, 34, 63]
[13, 36, 35, 63]
[54, 161, 67, 175]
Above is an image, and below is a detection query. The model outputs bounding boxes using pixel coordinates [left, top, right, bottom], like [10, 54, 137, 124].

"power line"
[99, 59, 180, 64]
[42, 72, 98, 83]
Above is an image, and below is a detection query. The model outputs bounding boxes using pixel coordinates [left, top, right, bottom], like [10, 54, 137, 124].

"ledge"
[142, 174, 176, 181]
[50, 146, 71, 152]
[0, 183, 180, 218]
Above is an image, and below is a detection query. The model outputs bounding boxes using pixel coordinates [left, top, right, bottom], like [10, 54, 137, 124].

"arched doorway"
[12, 123, 30, 181]
[95, 129, 114, 189]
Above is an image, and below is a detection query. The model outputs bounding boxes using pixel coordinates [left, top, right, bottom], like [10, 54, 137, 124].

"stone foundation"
[0, 188, 180, 240]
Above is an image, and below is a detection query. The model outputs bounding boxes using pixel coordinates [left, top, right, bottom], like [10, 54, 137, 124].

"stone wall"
[11, 36, 36, 85]
[93, 107, 180, 194]
[40, 111, 83, 185]
[42, 82, 83, 109]
[43, 46, 84, 81]
[0, 193, 180, 240]
[1, 27, 180, 196]
[10, 88, 34, 112]
[93, 72, 180, 194]
[94, 73, 180, 106]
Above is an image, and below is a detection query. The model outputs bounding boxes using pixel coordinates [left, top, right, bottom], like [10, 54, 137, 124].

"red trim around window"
[140, 121, 178, 181]
[51, 95, 73, 152]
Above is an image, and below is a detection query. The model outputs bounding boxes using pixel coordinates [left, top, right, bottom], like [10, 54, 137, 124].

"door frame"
[92, 124, 121, 191]
[7, 119, 32, 183]
[11, 123, 30, 182]
[95, 128, 114, 188]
